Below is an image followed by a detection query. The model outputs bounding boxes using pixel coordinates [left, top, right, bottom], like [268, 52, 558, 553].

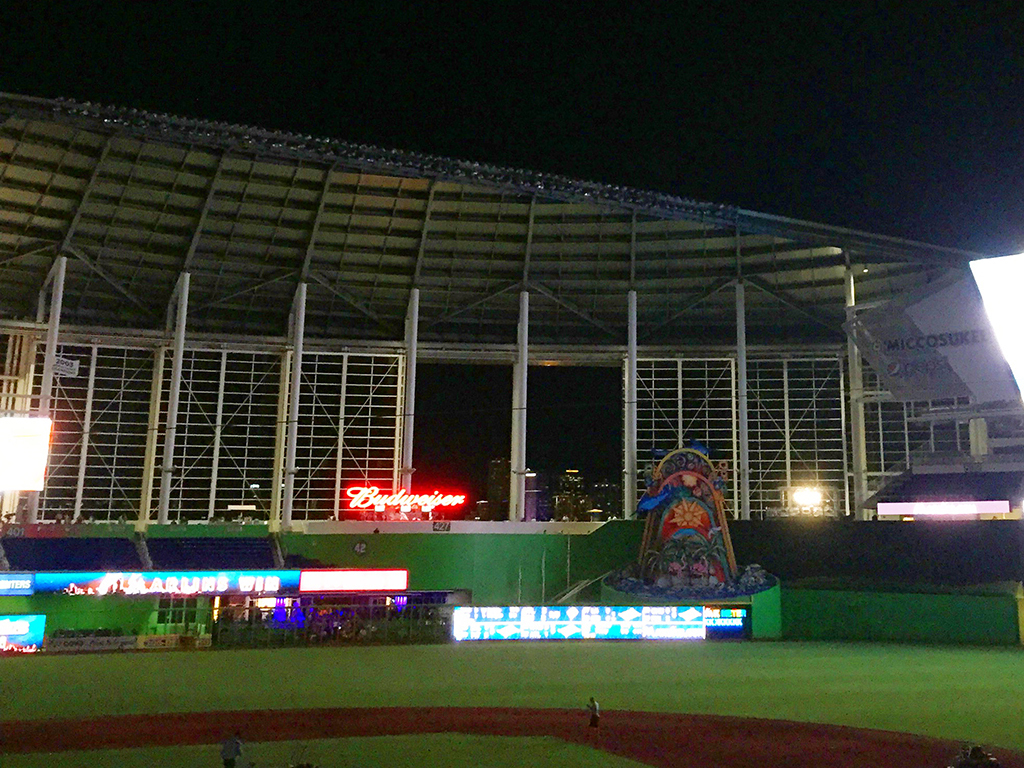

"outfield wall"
[782, 584, 1022, 645]
[281, 520, 644, 604]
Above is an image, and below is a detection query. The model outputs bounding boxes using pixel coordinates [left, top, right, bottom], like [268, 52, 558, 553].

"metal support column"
[137, 347, 166, 534]
[736, 264, 751, 520]
[838, 355, 851, 517]
[37, 256, 67, 418]
[282, 282, 307, 528]
[207, 350, 227, 520]
[27, 255, 67, 523]
[969, 418, 989, 458]
[333, 355, 350, 520]
[400, 287, 420, 493]
[783, 359, 791, 490]
[73, 345, 98, 521]
[270, 351, 292, 533]
[509, 290, 529, 521]
[845, 265, 869, 518]
[623, 289, 638, 518]
[157, 272, 189, 525]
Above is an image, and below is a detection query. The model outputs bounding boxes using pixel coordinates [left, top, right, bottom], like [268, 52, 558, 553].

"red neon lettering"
[345, 486, 466, 509]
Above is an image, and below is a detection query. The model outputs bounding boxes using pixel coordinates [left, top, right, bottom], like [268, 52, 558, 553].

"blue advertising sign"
[0, 574, 34, 596]
[31, 570, 300, 597]
[452, 605, 714, 641]
[0, 614, 46, 653]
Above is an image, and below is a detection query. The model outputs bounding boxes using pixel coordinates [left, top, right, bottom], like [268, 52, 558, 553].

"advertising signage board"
[0, 614, 46, 653]
[877, 501, 1010, 518]
[451, 605, 749, 642]
[0, 569, 409, 597]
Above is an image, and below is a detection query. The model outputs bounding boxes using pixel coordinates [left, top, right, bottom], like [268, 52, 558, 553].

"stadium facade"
[0, 93, 1003, 529]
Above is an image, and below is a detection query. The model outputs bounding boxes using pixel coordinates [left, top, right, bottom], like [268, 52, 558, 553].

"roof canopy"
[0, 93, 984, 347]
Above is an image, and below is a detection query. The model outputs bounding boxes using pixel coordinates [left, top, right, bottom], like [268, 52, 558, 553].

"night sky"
[3, 4, 1023, 498]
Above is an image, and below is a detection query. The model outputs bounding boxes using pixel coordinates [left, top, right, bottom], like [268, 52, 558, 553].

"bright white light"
[298, 569, 408, 593]
[970, 254, 1024, 397]
[792, 486, 823, 507]
[0, 417, 52, 491]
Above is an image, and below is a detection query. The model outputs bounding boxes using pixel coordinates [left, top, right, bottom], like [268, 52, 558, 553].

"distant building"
[557, 468, 585, 495]
[590, 480, 623, 519]
[524, 471, 552, 521]
[553, 469, 591, 521]
[486, 457, 510, 520]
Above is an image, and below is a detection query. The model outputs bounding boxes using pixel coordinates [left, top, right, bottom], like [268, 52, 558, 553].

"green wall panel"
[0, 594, 157, 635]
[282, 520, 646, 605]
[782, 587, 1021, 645]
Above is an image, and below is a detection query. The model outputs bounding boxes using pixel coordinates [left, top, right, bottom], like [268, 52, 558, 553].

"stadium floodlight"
[970, 253, 1024, 398]
[0, 417, 52, 491]
[791, 486, 823, 508]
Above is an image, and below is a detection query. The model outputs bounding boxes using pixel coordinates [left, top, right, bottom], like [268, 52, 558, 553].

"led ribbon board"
[0, 569, 409, 597]
[877, 501, 1009, 517]
[0, 614, 46, 653]
[451, 605, 750, 641]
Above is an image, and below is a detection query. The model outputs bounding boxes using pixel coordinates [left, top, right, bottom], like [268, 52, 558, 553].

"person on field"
[220, 732, 244, 768]
[586, 696, 600, 728]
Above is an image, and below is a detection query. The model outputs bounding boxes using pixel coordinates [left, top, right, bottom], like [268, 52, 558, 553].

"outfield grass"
[2, 641, 1024, 749]
[2, 734, 649, 768]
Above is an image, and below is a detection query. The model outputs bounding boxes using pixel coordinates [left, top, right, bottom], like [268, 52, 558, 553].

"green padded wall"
[782, 586, 1021, 645]
[282, 520, 645, 604]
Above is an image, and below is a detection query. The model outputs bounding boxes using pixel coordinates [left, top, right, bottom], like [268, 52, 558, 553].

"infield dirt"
[4, 707, 1024, 768]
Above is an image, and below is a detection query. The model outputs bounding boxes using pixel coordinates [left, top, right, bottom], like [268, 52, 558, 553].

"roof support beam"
[194, 269, 298, 312]
[526, 280, 618, 338]
[639, 277, 735, 342]
[306, 270, 392, 332]
[411, 180, 437, 287]
[299, 163, 336, 281]
[745, 275, 844, 336]
[522, 195, 536, 283]
[65, 245, 157, 320]
[0, 242, 57, 270]
[423, 280, 522, 331]
[60, 134, 114, 254]
[180, 153, 227, 273]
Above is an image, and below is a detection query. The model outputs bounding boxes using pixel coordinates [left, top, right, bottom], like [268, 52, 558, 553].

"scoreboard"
[451, 605, 749, 641]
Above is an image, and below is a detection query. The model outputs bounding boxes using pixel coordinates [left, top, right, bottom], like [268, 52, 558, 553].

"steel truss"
[0, 324, 980, 524]
[634, 352, 925, 519]
[10, 338, 400, 523]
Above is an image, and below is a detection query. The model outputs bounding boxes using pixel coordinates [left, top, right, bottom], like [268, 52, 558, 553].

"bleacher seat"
[147, 537, 275, 569]
[1, 537, 143, 571]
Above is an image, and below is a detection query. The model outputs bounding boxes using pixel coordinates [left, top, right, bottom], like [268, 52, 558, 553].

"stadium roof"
[0, 92, 988, 348]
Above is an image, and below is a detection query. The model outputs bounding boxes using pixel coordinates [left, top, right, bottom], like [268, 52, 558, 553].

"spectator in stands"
[220, 732, 244, 768]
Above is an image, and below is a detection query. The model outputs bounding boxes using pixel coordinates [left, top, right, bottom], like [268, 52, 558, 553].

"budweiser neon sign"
[346, 486, 466, 509]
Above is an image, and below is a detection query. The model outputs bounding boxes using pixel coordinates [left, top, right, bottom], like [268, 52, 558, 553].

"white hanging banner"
[52, 355, 80, 378]
[845, 270, 1019, 404]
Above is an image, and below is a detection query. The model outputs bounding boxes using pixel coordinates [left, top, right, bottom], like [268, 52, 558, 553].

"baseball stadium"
[2, 92, 1024, 767]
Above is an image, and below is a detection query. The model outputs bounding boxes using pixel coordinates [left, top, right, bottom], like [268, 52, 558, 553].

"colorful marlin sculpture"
[636, 443, 737, 588]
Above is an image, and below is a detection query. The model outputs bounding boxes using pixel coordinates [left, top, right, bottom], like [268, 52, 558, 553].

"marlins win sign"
[845, 271, 1019, 403]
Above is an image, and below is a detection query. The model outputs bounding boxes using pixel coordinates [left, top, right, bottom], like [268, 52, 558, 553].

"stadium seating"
[146, 537, 275, 569]
[1, 537, 143, 571]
